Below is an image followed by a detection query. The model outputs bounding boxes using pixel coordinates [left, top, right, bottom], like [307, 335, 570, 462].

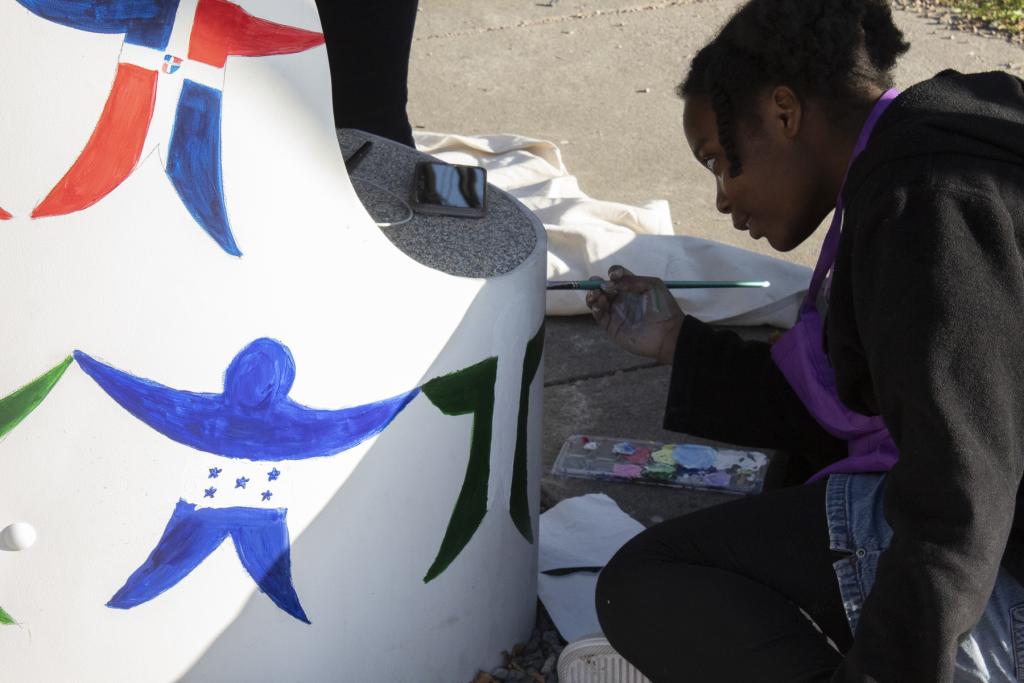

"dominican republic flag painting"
[15, 0, 325, 256]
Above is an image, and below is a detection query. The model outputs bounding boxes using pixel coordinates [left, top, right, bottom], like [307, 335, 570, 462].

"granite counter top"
[338, 129, 539, 279]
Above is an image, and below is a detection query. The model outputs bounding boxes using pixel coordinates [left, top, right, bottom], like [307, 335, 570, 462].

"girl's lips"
[733, 215, 751, 231]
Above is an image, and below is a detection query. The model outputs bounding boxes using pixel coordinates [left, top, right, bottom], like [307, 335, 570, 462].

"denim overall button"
[855, 548, 867, 559]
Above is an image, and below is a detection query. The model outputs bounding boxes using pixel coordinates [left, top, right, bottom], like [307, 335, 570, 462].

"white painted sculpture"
[0, 1, 546, 680]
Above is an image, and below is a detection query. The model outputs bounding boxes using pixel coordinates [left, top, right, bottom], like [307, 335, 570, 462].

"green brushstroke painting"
[421, 356, 498, 583]
[0, 356, 71, 628]
[509, 323, 545, 544]
[0, 356, 73, 440]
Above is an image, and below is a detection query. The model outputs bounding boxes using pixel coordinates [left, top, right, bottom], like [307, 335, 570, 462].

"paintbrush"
[547, 280, 770, 290]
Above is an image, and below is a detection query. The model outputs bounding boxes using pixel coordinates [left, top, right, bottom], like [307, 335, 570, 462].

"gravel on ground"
[468, 602, 564, 683]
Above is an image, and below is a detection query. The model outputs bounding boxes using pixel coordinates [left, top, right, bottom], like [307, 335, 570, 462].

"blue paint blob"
[611, 442, 637, 456]
[672, 444, 716, 470]
[166, 80, 240, 256]
[224, 337, 295, 408]
[108, 499, 309, 623]
[73, 338, 420, 461]
[703, 471, 732, 488]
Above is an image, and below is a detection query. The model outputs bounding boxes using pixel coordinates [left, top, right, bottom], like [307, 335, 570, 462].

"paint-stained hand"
[586, 266, 684, 365]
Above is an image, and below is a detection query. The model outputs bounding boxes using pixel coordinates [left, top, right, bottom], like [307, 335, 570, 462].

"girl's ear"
[771, 86, 802, 139]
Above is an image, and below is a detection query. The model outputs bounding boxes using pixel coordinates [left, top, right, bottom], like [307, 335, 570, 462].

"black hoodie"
[665, 70, 1024, 681]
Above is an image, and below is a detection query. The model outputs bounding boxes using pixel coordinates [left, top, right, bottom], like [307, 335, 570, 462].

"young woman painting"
[586, 1, 1024, 680]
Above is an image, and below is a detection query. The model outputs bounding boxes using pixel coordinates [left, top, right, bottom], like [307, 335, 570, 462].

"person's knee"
[596, 540, 650, 636]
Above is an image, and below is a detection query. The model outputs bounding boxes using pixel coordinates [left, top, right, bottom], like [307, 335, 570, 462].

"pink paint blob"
[613, 464, 643, 479]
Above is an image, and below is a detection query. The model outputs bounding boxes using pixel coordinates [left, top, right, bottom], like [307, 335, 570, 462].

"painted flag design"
[162, 54, 182, 74]
[16, 0, 325, 256]
[75, 337, 419, 622]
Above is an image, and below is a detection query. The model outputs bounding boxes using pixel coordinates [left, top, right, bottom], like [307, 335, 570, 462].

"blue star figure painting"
[75, 337, 420, 623]
[73, 338, 419, 460]
[108, 501, 308, 623]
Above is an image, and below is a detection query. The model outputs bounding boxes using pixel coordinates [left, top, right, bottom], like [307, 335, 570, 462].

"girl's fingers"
[588, 291, 610, 321]
[586, 285, 609, 306]
[604, 307, 626, 340]
[615, 275, 663, 294]
[609, 266, 666, 293]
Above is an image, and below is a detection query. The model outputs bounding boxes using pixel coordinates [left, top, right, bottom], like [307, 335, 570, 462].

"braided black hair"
[680, 0, 909, 177]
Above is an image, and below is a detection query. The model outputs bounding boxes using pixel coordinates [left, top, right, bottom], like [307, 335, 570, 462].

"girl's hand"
[586, 265, 685, 364]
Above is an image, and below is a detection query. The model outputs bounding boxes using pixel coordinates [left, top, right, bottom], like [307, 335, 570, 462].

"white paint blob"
[2, 522, 37, 551]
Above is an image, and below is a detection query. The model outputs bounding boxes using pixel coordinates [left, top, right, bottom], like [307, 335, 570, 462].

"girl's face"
[682, 91, 834, 252]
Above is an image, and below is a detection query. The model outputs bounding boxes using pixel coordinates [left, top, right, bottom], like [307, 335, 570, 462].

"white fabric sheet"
[537, 494, 646, 642]
[415, 132, 811, 328]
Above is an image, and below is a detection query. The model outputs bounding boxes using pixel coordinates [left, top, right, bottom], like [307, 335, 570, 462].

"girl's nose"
[715, 181, 731, 214]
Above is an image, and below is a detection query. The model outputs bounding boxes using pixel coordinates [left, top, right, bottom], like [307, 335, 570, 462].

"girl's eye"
[704, 157, 716, 173]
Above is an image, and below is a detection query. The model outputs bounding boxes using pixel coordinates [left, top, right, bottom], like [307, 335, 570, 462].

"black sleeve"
[664, 315, 846, 471]
[833, 185, 1024, 682]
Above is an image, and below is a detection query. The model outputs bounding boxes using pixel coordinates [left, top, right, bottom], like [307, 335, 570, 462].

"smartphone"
[411, 161, 487, 218]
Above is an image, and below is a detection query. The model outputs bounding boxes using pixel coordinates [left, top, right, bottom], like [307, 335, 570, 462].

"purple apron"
[770, 89, 901, 483]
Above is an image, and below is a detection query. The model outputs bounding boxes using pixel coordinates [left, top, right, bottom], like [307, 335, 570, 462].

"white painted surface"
[0, 1, 544, 680]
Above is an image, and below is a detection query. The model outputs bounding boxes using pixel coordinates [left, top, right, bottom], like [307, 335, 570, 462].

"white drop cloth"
[537, 494, 646, 642]
[415, 132, 811, 328]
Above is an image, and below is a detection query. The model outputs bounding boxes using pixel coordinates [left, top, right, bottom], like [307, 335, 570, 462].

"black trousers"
[314, 0, 419, 147]
[595, 479, 853, 683]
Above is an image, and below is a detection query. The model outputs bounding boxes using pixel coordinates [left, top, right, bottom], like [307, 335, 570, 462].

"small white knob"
[2, 522, 37, 551]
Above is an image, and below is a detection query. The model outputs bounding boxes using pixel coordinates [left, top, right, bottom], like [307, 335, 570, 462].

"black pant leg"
[315, 0, 419, 147]
[596, 479, 852, 683]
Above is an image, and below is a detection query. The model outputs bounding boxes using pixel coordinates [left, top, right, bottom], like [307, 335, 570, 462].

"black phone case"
[410, 162, 488, 219]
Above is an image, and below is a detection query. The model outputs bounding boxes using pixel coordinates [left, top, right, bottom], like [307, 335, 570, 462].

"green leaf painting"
[0, 356, 73, 440]
[0, 356, 72, 627]
[421, 356, 498, 583]
[509, 324, 545, 544]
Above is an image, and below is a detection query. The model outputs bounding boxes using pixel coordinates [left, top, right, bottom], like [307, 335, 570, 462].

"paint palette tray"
[552, 435, 771, 495]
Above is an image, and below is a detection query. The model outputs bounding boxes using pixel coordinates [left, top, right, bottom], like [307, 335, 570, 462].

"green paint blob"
[421, 356, 498, 583]
[643, 462, 676, 481]
[652, 446, 676, 466]
[510, 323, 545, 544]
[0, 606, 14, 625]
[0, 356, 74, 440]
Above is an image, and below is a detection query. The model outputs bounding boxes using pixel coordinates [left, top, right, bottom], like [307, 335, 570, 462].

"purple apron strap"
[772, 89, 901, 481]
[804, 89, 901, 311]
